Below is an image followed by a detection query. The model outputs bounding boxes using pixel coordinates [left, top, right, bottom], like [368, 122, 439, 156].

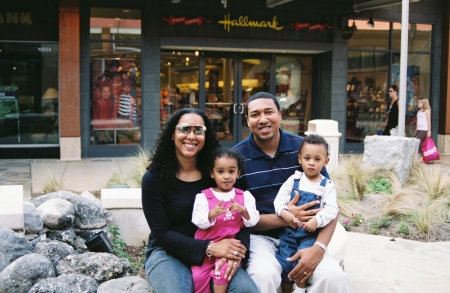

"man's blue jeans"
[145, 246, 258, 293]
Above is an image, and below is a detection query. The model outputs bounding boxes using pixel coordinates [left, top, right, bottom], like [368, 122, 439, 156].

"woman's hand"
[287, 190, 322, 223]
[211, 238, 246, 260]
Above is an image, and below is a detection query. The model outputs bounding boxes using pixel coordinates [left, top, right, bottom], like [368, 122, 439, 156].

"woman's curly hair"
[148, 108, 220, 190]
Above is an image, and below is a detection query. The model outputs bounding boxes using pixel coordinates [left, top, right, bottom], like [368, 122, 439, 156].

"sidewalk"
[1, 155, 450, 292]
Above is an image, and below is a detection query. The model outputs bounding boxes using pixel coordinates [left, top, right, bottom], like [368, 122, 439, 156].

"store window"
[347, 20, 433, 142]
[90, 8, 141, 145]
[0, 43, 59, 145]
[276, 56, 313, 135]
[160, 51, 199, 127]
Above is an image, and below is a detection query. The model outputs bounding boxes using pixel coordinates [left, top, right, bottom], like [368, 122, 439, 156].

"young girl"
[273, 134, 339, 293]
[191, 148, 260, 293]
[414, 97, 432, 157]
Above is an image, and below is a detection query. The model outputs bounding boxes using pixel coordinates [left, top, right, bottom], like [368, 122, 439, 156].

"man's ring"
[303, 272, 308, 275]
[233, 251, 238, 256]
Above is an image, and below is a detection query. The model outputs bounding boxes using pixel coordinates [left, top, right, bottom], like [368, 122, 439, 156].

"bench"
[101, 188, 150, 246]
[0, 185, 24, 230]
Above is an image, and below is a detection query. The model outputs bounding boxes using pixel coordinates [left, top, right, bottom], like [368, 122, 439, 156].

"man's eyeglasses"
[176, 124, 207, 135]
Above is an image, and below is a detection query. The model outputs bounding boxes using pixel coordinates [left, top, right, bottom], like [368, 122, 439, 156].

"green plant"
[341, 220, 351, 231]
[378, 215, 391, 228]
[42, 170, 65, 193]
[107, 170, 128, 187]
[128, 146, 151, 187]
[368, 177, 392, 194]
[107, 225, 143, 275]
[396, 221, 410, 235]
[368, 221, 379, 235]
[351, 213, 363, 227]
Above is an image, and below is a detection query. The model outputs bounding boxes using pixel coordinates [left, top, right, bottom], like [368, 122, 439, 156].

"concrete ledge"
[101, 188, 142, 209]
[329, 222, 347, 265]
[0, 185, 24, 230]
[101, 188, 149, 246]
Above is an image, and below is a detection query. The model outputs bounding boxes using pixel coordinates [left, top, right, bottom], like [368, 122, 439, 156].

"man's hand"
[288, 190, 322, 223]
[303, 218, 318, 232]
[287, 245, 324, 283]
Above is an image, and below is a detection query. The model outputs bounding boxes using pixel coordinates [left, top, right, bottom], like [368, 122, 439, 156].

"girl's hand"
[209, 200, 227, 220]
[229, 199, 250, 220]
[303, 218, 318, 232]
[427, 131, 431, 138]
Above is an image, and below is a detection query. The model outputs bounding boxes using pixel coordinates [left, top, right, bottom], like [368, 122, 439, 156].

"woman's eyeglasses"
[176, 124, 207, 135]
[389, 90, 394, 92]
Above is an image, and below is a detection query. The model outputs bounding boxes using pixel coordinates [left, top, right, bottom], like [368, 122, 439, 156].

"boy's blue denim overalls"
[275, 174, 328, 284]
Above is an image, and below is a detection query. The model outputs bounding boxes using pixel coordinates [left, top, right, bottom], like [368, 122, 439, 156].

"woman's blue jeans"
[145, 246, 258, 293]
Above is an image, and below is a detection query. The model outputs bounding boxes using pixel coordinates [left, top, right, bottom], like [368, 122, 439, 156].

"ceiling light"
[267, 0, 294, 8]
[354, 0, 420, 12]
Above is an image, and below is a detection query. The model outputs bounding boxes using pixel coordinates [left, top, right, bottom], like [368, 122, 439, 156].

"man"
[233, 92, 352, 293]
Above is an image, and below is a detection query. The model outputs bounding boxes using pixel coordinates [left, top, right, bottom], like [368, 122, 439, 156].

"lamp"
[353, 0, 420, 12]
[42, 88, 58, 113]
[367, 11, 375, 27]
[267, 0, 294, 8]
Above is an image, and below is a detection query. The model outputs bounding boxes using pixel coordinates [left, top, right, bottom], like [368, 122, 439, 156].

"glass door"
[203, 54, 271, 147]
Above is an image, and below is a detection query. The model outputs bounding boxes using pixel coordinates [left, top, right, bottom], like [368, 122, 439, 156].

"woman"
[383, 85, 399, 135]
[142, 108, 258, 293]
[414, 97, 432, 157]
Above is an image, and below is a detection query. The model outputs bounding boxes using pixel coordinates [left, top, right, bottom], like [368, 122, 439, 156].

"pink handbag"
[422, 137, 440, 163]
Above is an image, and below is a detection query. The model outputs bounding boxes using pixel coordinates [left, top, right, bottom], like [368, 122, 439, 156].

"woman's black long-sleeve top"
[141, 169, 250, 266]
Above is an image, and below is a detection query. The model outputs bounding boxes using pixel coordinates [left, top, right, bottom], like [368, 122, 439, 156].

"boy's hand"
[281, 209, 303, 229]
[230, 199, 250, 220]
[303, 218, 318, 232]
[209, 201, 227, 221]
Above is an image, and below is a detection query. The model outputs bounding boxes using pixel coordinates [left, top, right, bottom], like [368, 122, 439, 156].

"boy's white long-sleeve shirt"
[274, 170, 338, 228]
[192, 188, 260, 229]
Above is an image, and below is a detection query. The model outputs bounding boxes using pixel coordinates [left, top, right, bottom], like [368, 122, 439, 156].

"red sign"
[162, 16, 212, 26]
[289, 22, 333, 31]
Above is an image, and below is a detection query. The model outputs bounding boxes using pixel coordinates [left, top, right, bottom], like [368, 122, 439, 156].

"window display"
[0, 43, 59, 145]
[90, 8, 141, 145]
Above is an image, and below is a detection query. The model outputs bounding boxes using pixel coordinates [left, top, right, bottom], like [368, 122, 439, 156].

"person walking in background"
[383, 85, 399, 135]
[414, 97, 432, 158]
[274, 134, 339, 293]
[191, 148, 259, 293]
[142, 108, 258, 293]
[233, 92, 352, 293]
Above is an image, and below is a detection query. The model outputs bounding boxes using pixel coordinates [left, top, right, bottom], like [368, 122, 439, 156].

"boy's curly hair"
[148, 108, 220, 189]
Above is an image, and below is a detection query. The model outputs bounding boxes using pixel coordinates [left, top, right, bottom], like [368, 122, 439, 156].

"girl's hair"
[210, 148, 245, 174]
[148, 108, 220, 189]
[418, 97, 431, 111]
[299, 134, 330, 156]
[390, 85, 399, 93]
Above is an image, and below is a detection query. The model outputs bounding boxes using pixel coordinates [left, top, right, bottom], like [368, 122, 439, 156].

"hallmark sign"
[218, 14, 283, 32]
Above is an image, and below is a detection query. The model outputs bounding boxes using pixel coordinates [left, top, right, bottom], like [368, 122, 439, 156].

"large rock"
[56, 252, 132, 284]
[0, 253, 55, 293]
[362, 135, 420, 183]
[29, 274, 98, 293]
[23, 202, 43, 234]
[45, 227, 77, 246]
[36, 198, 75, 229]
[32, 191, 112, 229]
[97, 276, 153, 293]
[34, 240, 74, 268]
[0, 226, 33, 272]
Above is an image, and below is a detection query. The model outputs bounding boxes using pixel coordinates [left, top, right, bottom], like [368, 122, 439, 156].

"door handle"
[239, 103, 244, 114]
[233, 103, 238, 114]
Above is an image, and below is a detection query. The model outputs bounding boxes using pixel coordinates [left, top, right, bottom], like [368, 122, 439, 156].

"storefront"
[0, 0, 59, 158]
[0, 0, 447, 159]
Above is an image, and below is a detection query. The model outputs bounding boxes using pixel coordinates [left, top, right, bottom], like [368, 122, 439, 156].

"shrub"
[128, 146, 151, 187]
[367, 177, 392, 194]
[396, 221, 410, 235]
[107, 225, 144, 275]
[351, 213, 363, 227]
[378, 215, 391, 228]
